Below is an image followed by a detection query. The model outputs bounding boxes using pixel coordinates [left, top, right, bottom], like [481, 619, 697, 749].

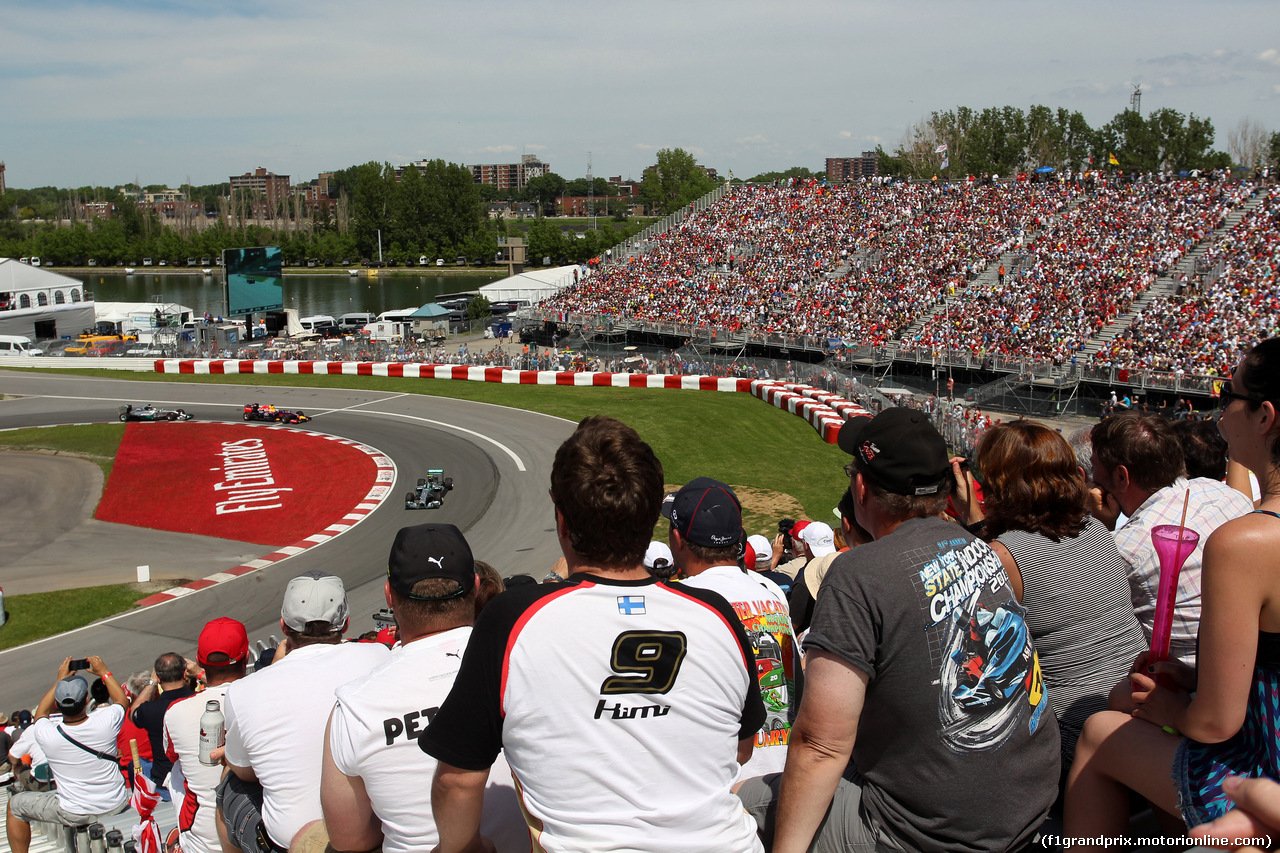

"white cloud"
[736, 135, 768, 144]
[477, 145, 518, 154]
[839, 130, 853, 138]
[1259, 48, 1280, 66]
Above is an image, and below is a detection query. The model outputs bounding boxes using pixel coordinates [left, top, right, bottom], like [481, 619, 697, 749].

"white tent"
[478, 264, 580, 305]
[0, 258, 83, 292]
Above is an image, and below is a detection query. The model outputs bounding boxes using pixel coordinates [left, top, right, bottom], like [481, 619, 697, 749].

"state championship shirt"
[421, 574, 765, 853]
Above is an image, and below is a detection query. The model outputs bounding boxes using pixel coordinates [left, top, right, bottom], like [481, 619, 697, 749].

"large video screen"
[223, 247, 283, 316]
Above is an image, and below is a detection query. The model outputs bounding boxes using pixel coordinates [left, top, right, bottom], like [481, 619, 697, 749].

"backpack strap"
[57, 725, 118, 763]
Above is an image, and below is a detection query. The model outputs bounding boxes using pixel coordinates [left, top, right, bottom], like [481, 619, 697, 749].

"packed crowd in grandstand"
[539, 174, 1278, 378]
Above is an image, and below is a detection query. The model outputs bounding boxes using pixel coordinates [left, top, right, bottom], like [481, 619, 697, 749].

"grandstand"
[535, 173, 1278, 413]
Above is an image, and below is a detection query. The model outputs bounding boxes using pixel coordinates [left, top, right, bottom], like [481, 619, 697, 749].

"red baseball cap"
[198, 617, 249, 666]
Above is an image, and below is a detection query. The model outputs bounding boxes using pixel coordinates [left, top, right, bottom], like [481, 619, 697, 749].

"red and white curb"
[134, 423, 395, 606]
[153, 360, 869, 444]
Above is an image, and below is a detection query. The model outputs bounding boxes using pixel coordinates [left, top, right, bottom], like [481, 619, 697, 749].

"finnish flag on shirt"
[617, 595, 646, 615]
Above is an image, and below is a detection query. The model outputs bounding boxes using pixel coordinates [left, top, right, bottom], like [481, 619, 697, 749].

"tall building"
[826, 152, 879, 182]
[229, 167, 291, 207]
[0, 161, 6, 195]
[469, 154, 550, 191]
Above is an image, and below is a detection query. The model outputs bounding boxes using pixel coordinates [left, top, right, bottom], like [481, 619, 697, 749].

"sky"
[2, 0, 1278, 190]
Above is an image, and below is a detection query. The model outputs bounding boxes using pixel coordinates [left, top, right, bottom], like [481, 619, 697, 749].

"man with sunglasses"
[1091, 411, 1253, 668]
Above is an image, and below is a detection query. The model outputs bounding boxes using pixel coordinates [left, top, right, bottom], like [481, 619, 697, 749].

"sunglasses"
[1218, 381, 1266, 408]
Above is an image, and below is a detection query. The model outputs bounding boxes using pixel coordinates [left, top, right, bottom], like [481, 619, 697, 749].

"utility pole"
[587, 152, 596, 231]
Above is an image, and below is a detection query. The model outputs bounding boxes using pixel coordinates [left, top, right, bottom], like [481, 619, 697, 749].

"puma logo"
[427, 556, 445, 570]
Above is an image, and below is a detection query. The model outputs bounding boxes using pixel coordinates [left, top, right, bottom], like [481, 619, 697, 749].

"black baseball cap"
[387, 523, 475, 600]
[838, 408, 950, 496]
[663, 477, 743, 548]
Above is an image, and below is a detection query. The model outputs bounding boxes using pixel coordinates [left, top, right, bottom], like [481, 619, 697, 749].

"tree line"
[875, 105, 1280, 179]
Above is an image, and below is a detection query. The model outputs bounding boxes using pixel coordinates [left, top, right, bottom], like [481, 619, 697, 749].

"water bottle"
[198, 699, 224, 766]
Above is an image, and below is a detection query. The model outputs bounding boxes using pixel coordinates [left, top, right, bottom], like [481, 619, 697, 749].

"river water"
[71, 272, 507, 319]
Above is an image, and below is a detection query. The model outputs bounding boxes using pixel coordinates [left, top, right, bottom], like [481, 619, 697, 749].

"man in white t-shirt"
[5, 657, 130, 853]
[163, 617, 250, 853]
[217, 571, 388, 853]
[667, 477, 796, 779]
[317, 523, 527, 853]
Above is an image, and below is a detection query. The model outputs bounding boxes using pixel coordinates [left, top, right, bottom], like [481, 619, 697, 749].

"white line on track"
[309, 394, 408, 416]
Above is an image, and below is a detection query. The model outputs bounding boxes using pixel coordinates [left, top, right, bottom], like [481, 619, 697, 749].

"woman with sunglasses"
[952, 421, 1146, 774]
[1065, 337, 1280, 849]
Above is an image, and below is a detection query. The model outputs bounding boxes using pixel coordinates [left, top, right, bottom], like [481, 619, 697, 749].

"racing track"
[0, 371, 575, 706]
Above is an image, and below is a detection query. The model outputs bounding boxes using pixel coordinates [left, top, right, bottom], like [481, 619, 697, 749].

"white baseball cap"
[746, 534, 773, 570]
[799, 521, 837, 557]
[644, 541, 674, 572]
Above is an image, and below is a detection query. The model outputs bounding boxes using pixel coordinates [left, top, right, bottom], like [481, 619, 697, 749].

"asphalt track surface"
[0, 370, 575, 707]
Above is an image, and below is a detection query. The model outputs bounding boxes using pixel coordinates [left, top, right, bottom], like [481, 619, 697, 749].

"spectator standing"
[217, 571, 388, 853]
[421, 416, 765, 853]
[1091, 412, 1255, 666]
[5, 658, 130, 853]
[319, 523, 526, 853]
[738, 408, 1059, 852]
[163, 618, 250, 853]
[129, 651, 195, 792]
[668, 477, 797, 779]
[786, 521, 839, 634]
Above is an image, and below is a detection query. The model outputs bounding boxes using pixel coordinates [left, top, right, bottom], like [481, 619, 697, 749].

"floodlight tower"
[1129, 84, 1142, 115]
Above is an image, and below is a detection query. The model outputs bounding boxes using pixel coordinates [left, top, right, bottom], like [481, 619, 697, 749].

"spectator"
[0, 713, 11, 780]
[162, 618, 250, 853]
[738, 408, 1059, 852]
[1066, 337, 1280, 846]
[130, 651, 196, 793]
[473, 559, 505, 614]
[786, 520, 839, 635]
[746, 533, 793, 596]
[642, 539, 677, 580]
[217, 571, 389, 853]
[7, 711, 44, 793]
[1091, 412, 1255, 666]
[953, 420, 1147, 768]
[318, 523, 526, 853]
[667, 477, 796, 778]
[1172, 418, 1231, 481]
[421, 416, 765, 853]
[5, 658, 130, 853]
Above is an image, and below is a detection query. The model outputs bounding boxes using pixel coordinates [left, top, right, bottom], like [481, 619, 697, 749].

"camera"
[69, 658, 91, 671]
[777, 518, 796, 538]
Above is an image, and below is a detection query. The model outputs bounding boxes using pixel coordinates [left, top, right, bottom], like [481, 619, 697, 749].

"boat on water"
[202, 268, 213, 275]
[348, 269, 360, 276]
[125, 267, 136, 274]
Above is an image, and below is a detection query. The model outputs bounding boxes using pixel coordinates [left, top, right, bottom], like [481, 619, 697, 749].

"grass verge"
[0, 422, 124, 480]
[0, 584, 152, 651]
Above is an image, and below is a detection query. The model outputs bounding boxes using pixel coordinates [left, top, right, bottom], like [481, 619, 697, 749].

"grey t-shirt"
[806, 515, 1060, 852]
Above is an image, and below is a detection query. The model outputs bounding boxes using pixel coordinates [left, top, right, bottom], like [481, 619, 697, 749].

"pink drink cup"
[1149, 524, 1200, 683]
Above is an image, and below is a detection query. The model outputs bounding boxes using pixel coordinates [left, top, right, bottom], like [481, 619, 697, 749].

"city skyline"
[2, 0, 1278, 190]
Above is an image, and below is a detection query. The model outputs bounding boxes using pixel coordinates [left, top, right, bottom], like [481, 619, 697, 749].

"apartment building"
[469, 154, 550, 191]
[826, 152, 880, 182]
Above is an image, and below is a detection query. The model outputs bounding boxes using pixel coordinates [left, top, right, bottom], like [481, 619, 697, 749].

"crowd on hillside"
[7, 337, 1280, 853]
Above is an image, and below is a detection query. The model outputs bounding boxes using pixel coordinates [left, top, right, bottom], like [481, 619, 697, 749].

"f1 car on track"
[119, 404, 192, 422]
[405, 469, 454, 510]
[243, 403, 311, 424]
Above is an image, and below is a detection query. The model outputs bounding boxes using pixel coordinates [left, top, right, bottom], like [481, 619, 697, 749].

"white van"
[337, 312, 375, 332]
[298, 315, 338, 331]
[0, 335, 43, 356]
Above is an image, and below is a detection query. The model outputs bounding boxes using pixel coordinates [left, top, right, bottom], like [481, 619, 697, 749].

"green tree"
[1270, 132, 1280, 168]
[521, 173, 566, 216]
[466, 294, 492, 321]
[639, 149, 716, 215]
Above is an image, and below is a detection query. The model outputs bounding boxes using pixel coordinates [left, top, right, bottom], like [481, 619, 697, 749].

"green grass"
[0, 584, 146, 651]
[0, 422, 124, 480]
